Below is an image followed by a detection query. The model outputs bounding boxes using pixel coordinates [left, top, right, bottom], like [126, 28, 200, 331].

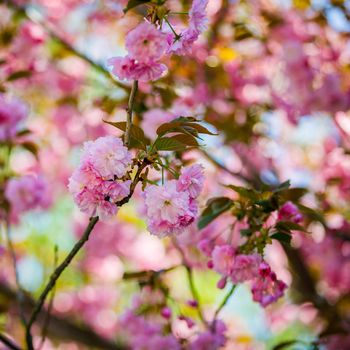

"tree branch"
[0, 281, 127, 350]
[0, 333, 22, 350]
[124, 80, 139, 147]
[25, 216, 99, 349]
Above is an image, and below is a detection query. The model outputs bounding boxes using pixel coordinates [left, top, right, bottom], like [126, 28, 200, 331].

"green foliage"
[198, 197, 233, 229]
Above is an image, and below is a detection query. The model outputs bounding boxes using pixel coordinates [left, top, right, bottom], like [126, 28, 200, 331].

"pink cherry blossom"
[177, 164, 204, 199]
[189, 0, 209, 33]
[211, 245, 235, 276]
[230, 254, 262, 283]
[143, 180, 197, 237]
[126, 22, 168, 62]
[278, 201, 303, 223]
[251, 262, 287, 307]
[167, 0, 208, 56]
[5, 175, 50, 214]
[68, 136, 132, 220]
[83, 136, 132, 179]
[0, 94, 28, 141]
[107, 56, 167, 82]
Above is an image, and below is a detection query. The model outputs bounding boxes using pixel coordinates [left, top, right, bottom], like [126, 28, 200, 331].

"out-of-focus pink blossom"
[0, 94, 28, 141]
[126, 22, 168, 62]
[190, 319, 227, 350]
[177, 164, 204, 199]
[5, 175, 50, 214]
[141, 108, 174, 139]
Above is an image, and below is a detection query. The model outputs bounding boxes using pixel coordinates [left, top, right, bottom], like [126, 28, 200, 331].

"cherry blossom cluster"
[207, 245, 287, 307]
[143, 164, 204, 237]
[68, 136, 132, 220]
[108, 0, 208, 82]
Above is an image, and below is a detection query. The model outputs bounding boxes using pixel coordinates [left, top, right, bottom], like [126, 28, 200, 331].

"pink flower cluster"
[209, 245, 287, 307]
[167, 0, 209, 56]
[278, 201, 303, 223]
[0, 94, 28, 141]
[143, 164, 204, 237]
[5, 175, 50, 215]
[68, 136, 132, 220]
[108, 21, 168, 82]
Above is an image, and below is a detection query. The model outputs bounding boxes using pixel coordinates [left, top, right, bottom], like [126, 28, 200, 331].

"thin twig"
[213, 284, 236, 321]
[4, 218, 27, 328]
[38, 245, 59, 350]
[124, 80, 138, 147]
[0, 333, 22, 350]
[25, 216, 99, 350]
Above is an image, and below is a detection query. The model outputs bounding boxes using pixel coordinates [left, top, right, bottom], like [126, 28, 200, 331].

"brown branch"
[25, 216, 99, 349]
[0, 333, 22, 350]
[124, 80, 139, 147]
[0, 281, 127, 350]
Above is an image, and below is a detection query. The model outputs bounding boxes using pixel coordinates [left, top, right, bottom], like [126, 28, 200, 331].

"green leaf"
[198, 197, 233, 230]
[123, 0, 150, 13]
[171, 133, 200, 147]
[153, 137, 187, 151]
[280, 188, 308, 201]
[240, 228, 255, 237]
[272, 340, 299, 350]
[225, 184, 259, 200]
[273, 180, 291, 192]
[183, 122, 217, 135]
[6, 70, 32, 82]
[271, 232, 292, 244]
[103, 120, 149, 147]
[297, 204, 325, 225]
[276, 221, 306, 232]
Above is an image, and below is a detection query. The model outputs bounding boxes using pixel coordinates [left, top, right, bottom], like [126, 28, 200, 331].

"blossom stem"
[213, 284, 236, 321]
[25, 216, 99, 350]
[164, 16, 181, 40]
[124, 80, 138, 148]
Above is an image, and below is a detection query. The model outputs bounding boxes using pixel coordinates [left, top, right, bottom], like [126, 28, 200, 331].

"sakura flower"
[189, 0, 209, 33]
[68, 136, 132, 220]
[230, 254, 262, 283]
[143, 180, 197, 237]
[211, 245, 235, 276]
[177, 164, 204, 199]
[0, 94, 28, 141]
[167, 0, 208, 56]
[126, 22, 168, 62]
[108, 56, 167, 82]
[251, 262, 287, 307]
[83, 136, 132, 179]
[278, 201, 303, 223]
[5, 175, 50, 214]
